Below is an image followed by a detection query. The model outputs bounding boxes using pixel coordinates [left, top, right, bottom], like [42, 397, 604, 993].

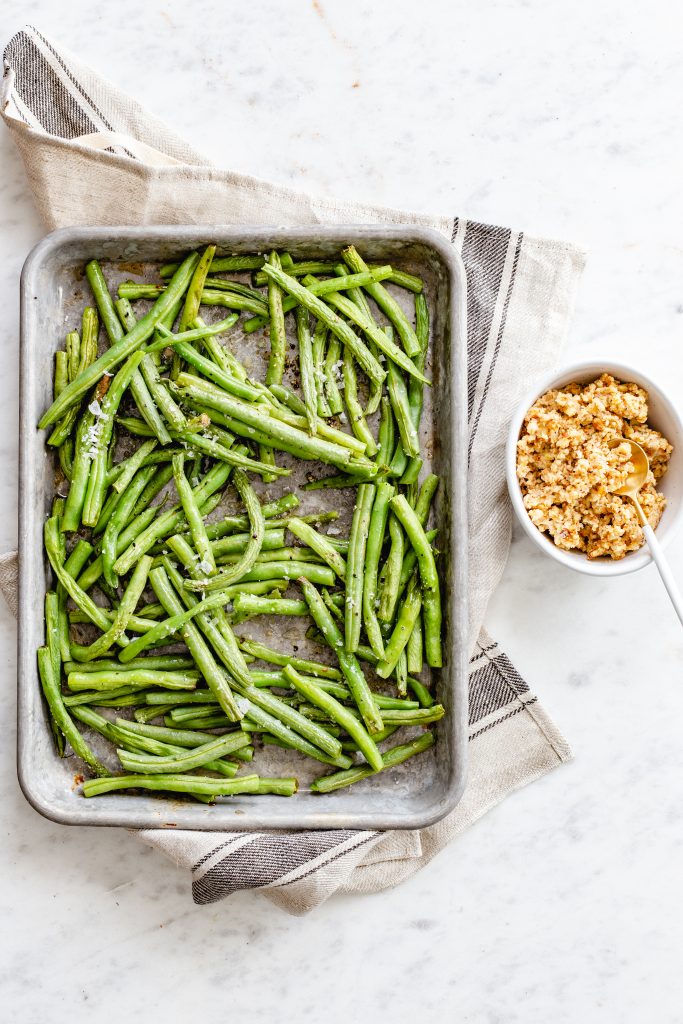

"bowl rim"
[505, 356, 683, 577]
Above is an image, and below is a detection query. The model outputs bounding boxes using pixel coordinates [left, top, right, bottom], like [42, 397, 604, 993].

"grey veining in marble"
[1, 1, 682, 1021]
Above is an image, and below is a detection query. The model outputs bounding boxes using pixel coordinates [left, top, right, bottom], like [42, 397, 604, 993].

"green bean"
[179, 243, 216, 334]
[139, 353, 186, 431]
[408, 675, 435, 708]
[265, 386, 367, 454]
[342, 347, 377, 456]
[395, 527, 439, 605]
[149, 564, 242, 720]
[363, 481, 395, 658]
[406, 610, 424, 674]
[40, 254, 200, 428]
[86, 261, 128, 344]
[217, 545, 323, 565]
[49, 311, 99, 447]
[254, 778, 298, 796]
[115, 718, 248, 752]
[400, 457, 422, 485]
[376, 574, 422, 678]
[209, 528, 285, 559]
[203, 277, 267, 303]
[321, 588, 343, 623]
[155, 334, 262, 401]
[57, 539, 93, 663]
[37, 647, 109, 775]
[200, 289, 268, 317]
[117, 731, 244, 775]
[286, 516, 347, 580]
[204, 493, 299, 539]
[412, 473, 439, 525]
[92, 485, 147, 575]
[58, 438, 74, 481]
[261, 264, 385, 385]
[64, 656, 194, 675]
[44, 517, 111, 633]
[183, 466, 264, 593]
[82, 351, 145, 527]
[119, 580, 235, 662]
[232, 594, 308, 618]
[245, 265, 393, 334]
[94, 487, 128, 539]
[248, 670, 348, 696]
[299, 578, 383, 734]
[311, 731, 434, 793]
[253, 260, 337, 285]
[114, 461, 232, 575]
[82, 773, 260, 798]
[323, 336, 344, 415]
[115, 296, 137, 331]
[324, 289, 428, 384]
[237, 639, 342, 680]
[377, 514, 404, 623]
[302, 474, 365, 490]
[342, 245, 420, 358]
[345, 483, 375, 652]
[61, 376, 109, 532]
[63, 684, 141, 707]
[68, 609, 159, 634]
[69, 555, 152, 662]
[161, 255, 265, 277]
[295, 304, 318, 434]
[177, 374, 355, 470]
[283, 666, 382, 772]
[54, 349, 69, 397]
[238, 561, 336, 586]
[146, 691, 221, 706]
[171, 453, 215, 574]
[339, 724, 398, 752]
[398, 291, 429, 477]
[67, 668, 200, 691]
[173, 426, 290, 479]
[257, 443, 278, 484]
[133, 705, 177, 724]
[387, 360, 420, 458]
[373, 397, 393, 477]
[117, 282, 164, 300]
[161, 545, 252, 688]
[312, 320, 332, 417]
[238, 698, 352, 768]
[265, 251, 287, 386]
[118, 737, 241, 777]
[111, 439, 157, 496]
[395, 648, 408, 696]
[192, 315, 248, 381]
[45, 592, 66, 755]
[389, 495, 442, 668]
[238, 687, 344, 759]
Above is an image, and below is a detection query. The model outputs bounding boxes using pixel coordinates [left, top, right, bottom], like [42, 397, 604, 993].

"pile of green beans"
[38, 243, 444, 804]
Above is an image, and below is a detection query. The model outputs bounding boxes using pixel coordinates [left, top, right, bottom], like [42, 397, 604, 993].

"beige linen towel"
[1, 25, 579, 914]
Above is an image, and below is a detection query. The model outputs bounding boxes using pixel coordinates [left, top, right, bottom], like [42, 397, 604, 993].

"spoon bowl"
[611, 438, 650, 501]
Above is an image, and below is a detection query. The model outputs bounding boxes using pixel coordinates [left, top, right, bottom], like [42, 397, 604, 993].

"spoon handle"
[642, 524, 683, 628]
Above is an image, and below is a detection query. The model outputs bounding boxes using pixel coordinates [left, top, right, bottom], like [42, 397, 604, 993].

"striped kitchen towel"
[1, 25, 579, 914]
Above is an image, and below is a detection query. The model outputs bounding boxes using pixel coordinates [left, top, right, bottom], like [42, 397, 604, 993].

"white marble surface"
[1, 1, 683, 1020]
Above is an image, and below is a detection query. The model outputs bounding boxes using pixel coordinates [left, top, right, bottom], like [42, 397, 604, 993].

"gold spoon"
[612, 439, 683, 626]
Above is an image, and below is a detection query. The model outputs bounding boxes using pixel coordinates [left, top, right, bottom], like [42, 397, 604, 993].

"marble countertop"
[2, 2, 682, 1021]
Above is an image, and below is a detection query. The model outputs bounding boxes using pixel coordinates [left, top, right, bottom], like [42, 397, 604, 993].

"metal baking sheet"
[18, 224, 468, 831]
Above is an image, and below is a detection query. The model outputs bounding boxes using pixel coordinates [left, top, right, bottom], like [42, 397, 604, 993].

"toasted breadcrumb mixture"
[516, 373, 673, 559]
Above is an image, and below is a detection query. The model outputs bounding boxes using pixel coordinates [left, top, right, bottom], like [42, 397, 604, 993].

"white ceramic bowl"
[505, 358, 683, 576]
